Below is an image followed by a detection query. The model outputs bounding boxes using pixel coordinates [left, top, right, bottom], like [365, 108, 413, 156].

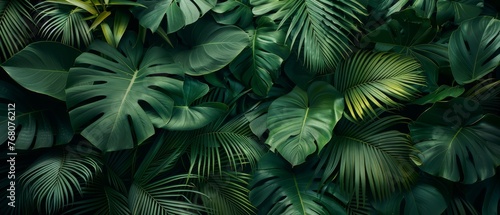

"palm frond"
[19, 147, 102, 214]
[188, 113, 264, 177]
[35, 2, 92, 48]
[129, 174, 207, 215]
[0, 0, 33, 61]
[196, 171, 256, 215]
[334, 51, 425, 120]
[318, 116, 418, 201]
[279, 0, 365, 72]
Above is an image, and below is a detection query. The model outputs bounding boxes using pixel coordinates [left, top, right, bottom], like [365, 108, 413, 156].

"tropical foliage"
[1, 0, 500, 214]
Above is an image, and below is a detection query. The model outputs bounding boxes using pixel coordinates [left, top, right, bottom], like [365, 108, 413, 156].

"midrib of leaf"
[298, 108, 310, 144]
[292, 174, 307, 215]
[343, 135, 397, 159]
[447, 127, 463, 150]
[109, 70, 138, 138]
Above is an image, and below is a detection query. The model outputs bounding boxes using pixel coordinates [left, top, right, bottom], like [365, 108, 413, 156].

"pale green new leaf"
[133, 0, 216, 33]
[266, 81, 344, 166]
[334, 51, 425, 120]
[0, 0, 33, 61]
[175, 19, 249, 76]
[1, 42, 81, 101]
[410, 98, 500, 183]
[449, 16, 500, 85]
[230, 17, 289, 96]
[66, 35, 184, 151]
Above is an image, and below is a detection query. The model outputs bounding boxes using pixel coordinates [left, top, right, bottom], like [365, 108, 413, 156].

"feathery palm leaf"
[278, 0, 365, 72]
[35, 2, 92, 47]
[129, 174, 207, 215]
[19, 147, 102, 214]
[197, 171, 256, 215]
[318, 116, 418, 201]
[188, 113, 264, 176]
[334, 51, 425, 120]
[0, 0, 33, 61]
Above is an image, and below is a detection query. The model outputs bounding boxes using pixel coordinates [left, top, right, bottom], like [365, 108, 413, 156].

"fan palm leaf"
[35, 2, 92, 47]
[278, 0, 365, 72]
[334, 51, 425, 120]
[19, 147, 102, 214]
[318, 116, 418, 201]
[0, 0, 33, 61]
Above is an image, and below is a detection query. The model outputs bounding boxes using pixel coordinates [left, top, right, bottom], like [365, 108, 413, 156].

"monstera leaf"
[410, 98, 500, 183]
[66, 35, 184, 151]
[1, 42, 81, 101]
[249, 153, 347, 215]
[212, 0, 253, 27]
[0, 81, 73, 150]
[437, 0, 484, 24]
[229, 17, 289, 96]
[133, 0, 216, 33]
[449, 16, 500, 85]
[162, 76, 227, 130]
[266, 81, 344, 166]
[175, 19, 249, 76]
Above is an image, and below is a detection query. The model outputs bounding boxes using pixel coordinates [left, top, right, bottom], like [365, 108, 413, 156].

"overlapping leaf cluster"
[1, 0, 500, 214]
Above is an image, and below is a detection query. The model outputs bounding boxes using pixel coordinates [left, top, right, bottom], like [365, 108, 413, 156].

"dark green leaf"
[449, 16, 500, 84]
[1, 42, 81, 101]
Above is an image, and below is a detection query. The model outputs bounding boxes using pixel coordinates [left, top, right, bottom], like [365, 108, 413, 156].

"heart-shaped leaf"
[1, 42, 81, 101]
[175, 19, 249, 76]
[162, 77, 227, 130]
[266, 81, 344, 166]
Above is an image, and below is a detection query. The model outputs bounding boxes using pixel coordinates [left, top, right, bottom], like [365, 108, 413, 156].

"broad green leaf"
[0, 81, 73, 150]
[230, 17, 289, 96]
[266, 81, 344, 166]
[249, 153, 347, 215]
[334, 51, 425, 120]
[449, 16, 500, 85]
[412, 85, 465, 105]
[175, 19, 249, 76]
[66, 35, 184, 151]
[437, 0, 484, 24]
[365, 9, 437, 47]
[212, 0, 253, 28]
[133, 0, 216, 33]
[410, 98, 500, 183]
[403, 183, 447, 215]
[318, 116, 418, 201]
[162, 77, 228, 130]
[465, 171, 500, 214]
[1, 42, 81, 101]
